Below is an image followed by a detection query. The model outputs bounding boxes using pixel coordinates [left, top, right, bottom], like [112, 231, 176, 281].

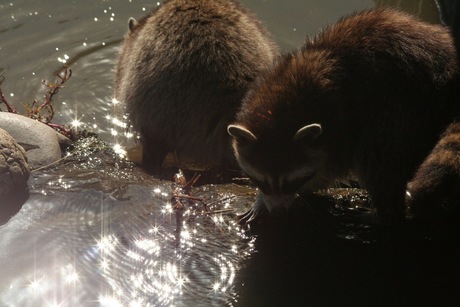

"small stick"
[0, 71, 18, 113]
[202, 208, 235, 215]
[204, 195, 236, 207]
[173, 194, 205, 202]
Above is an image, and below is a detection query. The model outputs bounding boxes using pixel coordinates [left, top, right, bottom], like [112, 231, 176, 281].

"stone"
[0, 128, 30, 195]
[0, 112, 71, 169]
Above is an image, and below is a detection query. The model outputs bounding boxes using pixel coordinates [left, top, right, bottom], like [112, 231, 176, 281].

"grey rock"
[0, 128, 30, 195]
[0, 112, 70, 169]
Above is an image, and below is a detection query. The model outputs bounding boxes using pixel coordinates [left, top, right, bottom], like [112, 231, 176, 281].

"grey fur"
[114, 0, 278, 175]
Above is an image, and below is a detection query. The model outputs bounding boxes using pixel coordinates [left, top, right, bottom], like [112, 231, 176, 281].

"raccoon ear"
[128, 17, 138, 31]
[293, 123, 322, 142]
[227, 125, 257, 143]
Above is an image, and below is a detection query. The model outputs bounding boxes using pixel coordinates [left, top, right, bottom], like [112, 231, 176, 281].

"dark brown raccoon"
[114, 0, 278, 176]
[228, 8, 460, 223]
[406, 121, 460, 219]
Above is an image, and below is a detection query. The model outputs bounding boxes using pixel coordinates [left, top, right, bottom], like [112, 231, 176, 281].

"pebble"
[0, 112, 71, 169]
[0, 127, 30, 195]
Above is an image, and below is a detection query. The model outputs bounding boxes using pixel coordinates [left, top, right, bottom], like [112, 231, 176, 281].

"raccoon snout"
[262, 193, 297, 213]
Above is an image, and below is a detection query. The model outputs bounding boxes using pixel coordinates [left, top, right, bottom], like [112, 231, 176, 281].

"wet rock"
[0, 128, 30, 195]
[0, 112, 71, 169]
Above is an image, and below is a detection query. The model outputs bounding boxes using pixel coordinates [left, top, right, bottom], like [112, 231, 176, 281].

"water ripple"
[0, 182, 253, 306]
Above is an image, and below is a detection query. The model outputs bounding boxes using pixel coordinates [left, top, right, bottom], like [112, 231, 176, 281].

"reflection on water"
[2, 0, 460, 306]
[0, 143, 257, 306]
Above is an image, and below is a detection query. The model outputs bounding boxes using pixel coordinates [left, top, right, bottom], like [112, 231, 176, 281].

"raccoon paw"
[405, 189, 451, 221]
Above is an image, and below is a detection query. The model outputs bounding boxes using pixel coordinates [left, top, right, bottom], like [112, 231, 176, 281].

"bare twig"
[0, 67, 76, 140]
[203, 208, 234, 215]
[203, 195, 236, 208]
[0, 71, 18, 113]
[171, 170, 236, 245]
[24, 66, 72, 124]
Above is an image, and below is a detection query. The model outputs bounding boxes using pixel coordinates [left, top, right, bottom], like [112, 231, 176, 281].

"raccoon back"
[114, 0, 278, 169]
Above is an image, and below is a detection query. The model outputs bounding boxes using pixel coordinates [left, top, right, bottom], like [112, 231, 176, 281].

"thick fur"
[406, 121, 460, 219]
[114, 0, 278, 175]
[229, 8, 460, 223]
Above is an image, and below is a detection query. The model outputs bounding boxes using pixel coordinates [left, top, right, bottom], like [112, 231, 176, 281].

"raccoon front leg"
[360, 165, 408, 224]
[406, 166, 459, 220]
[141, 133, 170, 176]
[368, 186, 406, 224]
[406, 122, 460, 220]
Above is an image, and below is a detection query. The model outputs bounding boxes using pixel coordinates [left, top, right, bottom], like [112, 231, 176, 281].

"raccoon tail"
[406, 121, 460, 220]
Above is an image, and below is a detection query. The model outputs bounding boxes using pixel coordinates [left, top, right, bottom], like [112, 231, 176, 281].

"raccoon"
[114, 0, 278, 176]
[227, 8, 460, 223]
[406, 121, 460, 219]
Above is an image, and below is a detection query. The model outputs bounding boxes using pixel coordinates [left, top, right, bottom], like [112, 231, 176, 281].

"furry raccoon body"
[114, 0, 278, 175]
[228, 8, 460, 223]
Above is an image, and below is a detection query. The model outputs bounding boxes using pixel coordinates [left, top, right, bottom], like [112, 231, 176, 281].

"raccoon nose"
[269, 205, 288, 217]
[262, 193, 296, 213]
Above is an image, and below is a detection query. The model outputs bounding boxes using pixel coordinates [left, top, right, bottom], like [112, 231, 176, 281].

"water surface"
[1, 1, 459, 306]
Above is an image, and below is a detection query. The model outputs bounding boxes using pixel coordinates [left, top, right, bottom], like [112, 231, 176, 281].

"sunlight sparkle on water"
[57, 54, 69, 63]
[127, 250, 143, 262]
[135, 239, 160, 256]
[99, 295, 122, 307]
[212, 215, 225, 225]
[113, 143, 127, 158]
[71, 119, 82, 128]
[161, 203, 174, 215]
[65, 271, 79, 284]
[100, 259, 109, 270]
[97, 235, 117, 253]
[153, 187, 169, 198]
[213, 282, 221, 291]
[181, 229, 191, 241]
[110, 116, 127, 128]
[48, 176, 71, 190]
[210, 254, 236, 293]
[61, 264, 79, 284]
[149, 226, 160, 235]
[29, 279, 45, 293]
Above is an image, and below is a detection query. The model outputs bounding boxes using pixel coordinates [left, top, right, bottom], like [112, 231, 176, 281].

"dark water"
[1, 1, 459, 306]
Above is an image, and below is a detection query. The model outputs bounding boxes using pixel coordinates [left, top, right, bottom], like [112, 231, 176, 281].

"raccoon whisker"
[202, 209, 235, 215]
[203, 195, 236, 207]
